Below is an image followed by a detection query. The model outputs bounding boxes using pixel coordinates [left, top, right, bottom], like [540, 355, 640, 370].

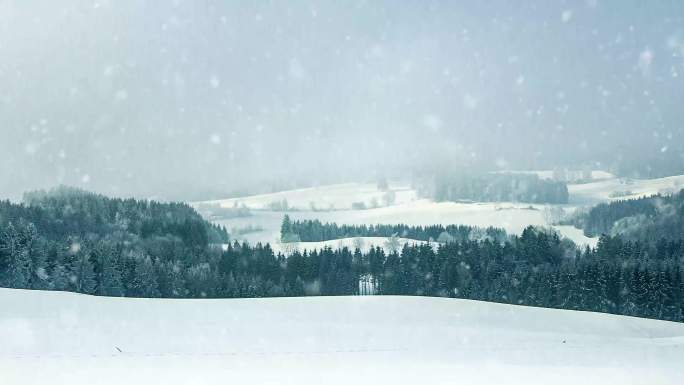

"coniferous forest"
[427, 172, 569, 204]
[567, 190, 684, 240]
[282, 217, 507, 243]
[1, 187, 684, 322]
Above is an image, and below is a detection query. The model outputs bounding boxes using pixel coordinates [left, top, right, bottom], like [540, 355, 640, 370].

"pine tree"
[281, 215, 292, 238]
[20, 223, 49, 289]
[2, 223, 32, 288]
[289, 276, 305, 296]
[223, 272, 238, 298]
[130, 255, 160, 298]
[96, 246, 124, 297]
[163, 261, 187, 297]
[72, 251, 96, 294]
[51, 263, 71, 291]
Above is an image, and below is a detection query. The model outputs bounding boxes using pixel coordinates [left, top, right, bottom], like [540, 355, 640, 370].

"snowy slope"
[569, 175, 684, 204]
[215, 200, 598, 248]
[200, 174, 684, 250]
[2, 288, 683, 385]
[492, 169, 616, 181]
[199, 182, 417, 210]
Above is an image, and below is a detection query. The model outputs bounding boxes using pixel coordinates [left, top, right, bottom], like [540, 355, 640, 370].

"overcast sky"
[1, 1, 683, 200]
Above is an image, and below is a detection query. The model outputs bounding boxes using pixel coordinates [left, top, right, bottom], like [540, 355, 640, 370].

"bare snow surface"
[203, 182, 417, 210]
[2, 288, 683, 385]
[568, 175, 684, 204]
[268, 236, 438, 255]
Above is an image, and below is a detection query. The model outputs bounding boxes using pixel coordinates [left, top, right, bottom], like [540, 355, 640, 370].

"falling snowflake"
[210, 76, 220, 88]
[463, 94, 479, 110]
[114, 89, 128, 101]
[422, 114, 443, 131]
[638, 49, 653, 76]
[561, 10, 573, 23]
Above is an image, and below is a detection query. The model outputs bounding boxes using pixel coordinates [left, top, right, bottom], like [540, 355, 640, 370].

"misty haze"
[1, 1, 684, 385]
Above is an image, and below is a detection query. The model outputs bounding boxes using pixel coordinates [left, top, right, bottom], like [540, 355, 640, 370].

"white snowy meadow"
[3, 288, 684, 385]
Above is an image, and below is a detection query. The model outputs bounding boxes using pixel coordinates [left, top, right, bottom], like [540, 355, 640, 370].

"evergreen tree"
[2, 223, 32, 288]
[280, 215, 293, 238]
[130, 255, 160, 298]
[95, 245, 124, 297]
[72, 251, 96, 294]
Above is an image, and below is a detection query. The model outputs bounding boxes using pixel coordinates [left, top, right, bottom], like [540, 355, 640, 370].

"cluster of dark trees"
[429, 172, 569, 204]
[614, 151, 684, 179]
[13, 187, 229, 245]
[0, 186, 228, 296]
[3, 186, 684, 323]
[567, 190, 684, 239]
[377, 232, 684, 322]
[282, 216, 507, 243]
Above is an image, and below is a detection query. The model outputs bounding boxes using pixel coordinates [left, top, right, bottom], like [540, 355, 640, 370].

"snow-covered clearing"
[492, 169, 616, 181]
[267, 236, 437, 255]
[215, 200, 598, 248]
[200, 182, 417, 211]
[1, 288, 683, 385]
[568, 175, 684, 204]
[200, 174, 684, 251]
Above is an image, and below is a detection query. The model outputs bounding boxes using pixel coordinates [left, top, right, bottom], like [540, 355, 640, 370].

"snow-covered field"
[213, 200, 596, 248]
[268, 236, 437, 255]
[492, 169, 616, 181]
[199, 173, 684, 251]
[568, 175, 684, 204]
[201, 182, 417, 211]
[2, 288, 683, 385]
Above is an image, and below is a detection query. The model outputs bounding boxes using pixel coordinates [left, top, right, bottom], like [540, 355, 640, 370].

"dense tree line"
[428, 172, 569, 204]
[0, 186, 229, 296]
[4, 186, 229, 246]
[2, 208, 683, 321]
[282, 216, 507, 243]
[614, 151, 684, 179]
[2, 187, 684, 323]
[567, 190, 684, 239]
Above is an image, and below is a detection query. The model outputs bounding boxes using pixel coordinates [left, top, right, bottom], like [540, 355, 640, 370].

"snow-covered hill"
[214, 200, 598, 248]
[197, 174, 684, 250]
[200, 182, 417, 211]
[1, 288, 683, 385]
[568, 175, 684, 204]
[492, 169, 616, 181]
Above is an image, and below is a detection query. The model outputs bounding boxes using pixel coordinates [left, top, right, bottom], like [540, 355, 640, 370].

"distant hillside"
[0, 186, 229, 246]
[1, 187, 683, 323]
[568, 190, 684, 239]
[0, 186, 228, 296]
[422, 172, 569, 204]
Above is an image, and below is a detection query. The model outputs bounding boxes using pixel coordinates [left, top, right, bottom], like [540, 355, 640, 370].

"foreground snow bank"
[2, 288, 683, 385]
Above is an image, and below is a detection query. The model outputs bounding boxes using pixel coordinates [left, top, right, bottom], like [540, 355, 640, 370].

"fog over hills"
[1, 1, 683, 200]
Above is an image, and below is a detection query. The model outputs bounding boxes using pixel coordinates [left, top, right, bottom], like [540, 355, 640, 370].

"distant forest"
[282, 217, 507, 243]
[1, 187, 684, 323]
[423, 172, 569, 204]
[566, 190, 684, 240]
